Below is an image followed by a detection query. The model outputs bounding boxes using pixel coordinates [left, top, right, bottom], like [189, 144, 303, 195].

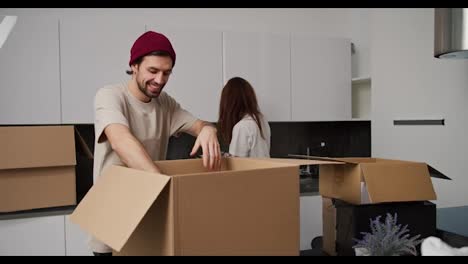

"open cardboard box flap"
[360, 162, 437, 203]
[69, 165, 170, 251]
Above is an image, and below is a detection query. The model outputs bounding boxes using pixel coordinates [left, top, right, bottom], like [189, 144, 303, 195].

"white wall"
[370, 8, 468, 208]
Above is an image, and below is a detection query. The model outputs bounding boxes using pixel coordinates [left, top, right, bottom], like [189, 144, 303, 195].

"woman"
[217, 77, 271, 158]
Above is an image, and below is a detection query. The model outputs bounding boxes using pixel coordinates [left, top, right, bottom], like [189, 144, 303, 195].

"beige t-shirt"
[90, 82, 197, 253]
[229, 114, 271, 158]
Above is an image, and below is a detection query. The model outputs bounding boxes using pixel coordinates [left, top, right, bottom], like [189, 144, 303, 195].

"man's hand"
[190, 125, 221, 170]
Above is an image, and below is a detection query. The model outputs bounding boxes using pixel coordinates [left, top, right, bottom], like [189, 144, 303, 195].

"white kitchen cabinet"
[60, 17, 145, 123]
[64, 214, 93, 256]
[291, 35, 351, 121]
[223, 31, 291, 121]
[0, 16, 61, 124]
[0, 215, 65, 256]
[145, 26, 223, 122]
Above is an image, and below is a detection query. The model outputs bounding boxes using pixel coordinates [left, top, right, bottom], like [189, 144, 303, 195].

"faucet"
[305, 147, 311, 174]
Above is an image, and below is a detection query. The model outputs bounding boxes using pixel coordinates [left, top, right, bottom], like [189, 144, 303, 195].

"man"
[90, 30, 222, 256]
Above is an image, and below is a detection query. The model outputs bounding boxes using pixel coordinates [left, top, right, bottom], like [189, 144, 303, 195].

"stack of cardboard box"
[0, 125, 93, 213]
[295, 156, 451, 256]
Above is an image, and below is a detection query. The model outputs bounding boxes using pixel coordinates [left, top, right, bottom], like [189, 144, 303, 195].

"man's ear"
[130, 64, 138, 74]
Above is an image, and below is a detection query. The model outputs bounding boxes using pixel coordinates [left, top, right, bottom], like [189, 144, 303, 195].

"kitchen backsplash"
[166, 121, 371, 159]
[269, 121, 371, 158]
[76, 120, 371, 160]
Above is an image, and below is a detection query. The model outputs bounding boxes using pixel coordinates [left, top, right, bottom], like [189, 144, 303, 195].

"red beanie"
[129, 31, 176, 67]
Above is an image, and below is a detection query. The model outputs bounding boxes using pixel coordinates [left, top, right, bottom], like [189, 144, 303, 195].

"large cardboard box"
[290, 155, 450, 205]
[0, 126, 78, 213]
[70, 157, 331, 256]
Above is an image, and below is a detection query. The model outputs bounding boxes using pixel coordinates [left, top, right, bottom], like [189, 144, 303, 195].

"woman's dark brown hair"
[217, 77, 265, 145]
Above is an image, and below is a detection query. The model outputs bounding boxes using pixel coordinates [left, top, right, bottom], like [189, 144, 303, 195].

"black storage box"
[334, 199, 436, 256]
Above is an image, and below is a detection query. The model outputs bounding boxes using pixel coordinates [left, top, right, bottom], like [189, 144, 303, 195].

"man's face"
[132, 55, 173, 100]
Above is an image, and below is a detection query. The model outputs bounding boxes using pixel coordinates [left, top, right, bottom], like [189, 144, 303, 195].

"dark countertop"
[437, 206, 468, 237]
[0, 205, 76, 221]
[436, 206, 468, 248]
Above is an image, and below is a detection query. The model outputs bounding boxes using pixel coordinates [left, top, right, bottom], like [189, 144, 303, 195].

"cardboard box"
[289, 155, 450, 205]
[334, 199, 436, 256]
[0, 125, 78, 213]
[70, 157, 330, 256]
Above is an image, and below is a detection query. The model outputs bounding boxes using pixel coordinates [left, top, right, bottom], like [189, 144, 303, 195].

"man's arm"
[187, 120, 221, 170]
[104, 123, 162, 174]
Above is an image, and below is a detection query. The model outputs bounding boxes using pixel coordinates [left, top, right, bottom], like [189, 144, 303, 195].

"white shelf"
[352, 76, 371, 120]
[352, 76, 371, 85]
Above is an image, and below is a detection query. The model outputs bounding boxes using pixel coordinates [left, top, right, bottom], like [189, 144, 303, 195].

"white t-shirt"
[91, 82, 197, 253]
[229, 114, 271, 158]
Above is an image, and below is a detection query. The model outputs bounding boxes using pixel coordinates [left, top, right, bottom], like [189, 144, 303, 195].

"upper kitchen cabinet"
[0, 16, 61, 124]
[291, 35, 351, 121]
[223, 31, 291, 121]
[60, 17, 145, 123]
[147, 26, 223, 122]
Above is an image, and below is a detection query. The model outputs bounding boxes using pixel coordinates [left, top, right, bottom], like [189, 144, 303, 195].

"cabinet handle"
[393, 119, 445, 126]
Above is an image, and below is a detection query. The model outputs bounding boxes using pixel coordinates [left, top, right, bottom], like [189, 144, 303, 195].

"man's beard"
[137, 79, 164, 99]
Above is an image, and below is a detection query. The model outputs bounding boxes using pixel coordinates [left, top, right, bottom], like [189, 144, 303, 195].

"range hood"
[434, 8, 468, 59]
